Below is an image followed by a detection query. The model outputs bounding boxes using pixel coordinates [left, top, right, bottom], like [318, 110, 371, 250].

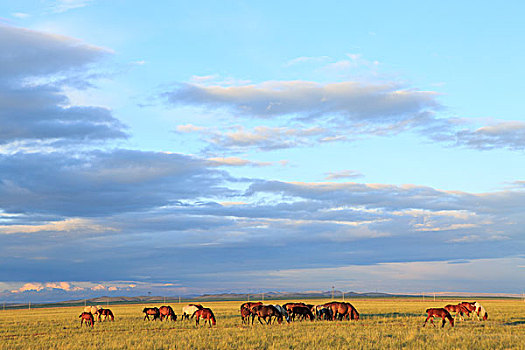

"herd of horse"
[240, 301, 360, 325]
[78, 300, 488, 329]
[424, 301, 488, 328]
[79, 306, 115, 327]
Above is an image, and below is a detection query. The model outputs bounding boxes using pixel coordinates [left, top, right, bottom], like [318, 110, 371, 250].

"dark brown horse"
[290, 305, 315, 321]
[143, 307, 160, 321]
[444, 304, 470, 320]
[252, 305, 283, 325]
[95, 308, 115, 321]
[423, 308, 454, 327]
[159, 305, 177, 321]
[240, 306, 251, 324]
[283, 302, 307, 320]
[79, 312, 95, 328]
[195, 308, 216, 327]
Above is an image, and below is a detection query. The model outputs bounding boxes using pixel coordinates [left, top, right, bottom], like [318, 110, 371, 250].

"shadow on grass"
[504, 319, 525, 326]
[363, 312, 421, 318]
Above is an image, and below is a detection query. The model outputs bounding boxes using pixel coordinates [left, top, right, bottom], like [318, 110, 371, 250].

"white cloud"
[0, 218, 116, 235]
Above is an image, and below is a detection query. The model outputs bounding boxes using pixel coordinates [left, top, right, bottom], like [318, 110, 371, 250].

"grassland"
[0, 298, 523, 349]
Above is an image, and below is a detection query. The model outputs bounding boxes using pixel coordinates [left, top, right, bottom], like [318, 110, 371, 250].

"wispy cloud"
[48, 0, 94, 14]
[325, 170, 363, 180]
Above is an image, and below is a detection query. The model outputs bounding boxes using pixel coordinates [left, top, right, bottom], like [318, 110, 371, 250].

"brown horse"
[143, 307, 160, 321]
[444, 304, 470, 320]
[423, 308, 454, 327]
[240, 306, 252, 324]
[159, 305, 177, 321]
[195, 308, 217, 327]
[241, 301, 262, 311]
[283, 302, 306, 320]
[95, 308, 115, 321]
[252, 305, 283, 325]
[290, 305, 315, 321]
[79, 312, 95, 328]
[240, 302, 262, 324]
[324, 301, 359, 321]
[459, 302, 476, 314]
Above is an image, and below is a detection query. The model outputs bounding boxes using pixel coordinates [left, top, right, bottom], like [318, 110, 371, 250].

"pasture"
[0, 298, 523, 349]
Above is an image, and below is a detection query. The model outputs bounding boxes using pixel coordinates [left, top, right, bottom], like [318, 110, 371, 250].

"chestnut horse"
[79, 312, 95, 328]
[143, 307, 160, 321]
[444, 304, 470, 320]
[240, 302, 262, 324]
[423, 308, 454, 327]
[459, 302, 476, 314]
[195, 308, 216, 327]
[95, 308, 115, 321]
[323, 301, 359, 321]
[159, 305, 177, 321]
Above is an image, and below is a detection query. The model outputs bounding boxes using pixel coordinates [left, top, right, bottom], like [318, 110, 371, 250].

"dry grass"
[0, 298, 523, 349]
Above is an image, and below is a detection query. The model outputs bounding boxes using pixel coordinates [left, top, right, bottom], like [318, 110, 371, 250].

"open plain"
[0, 298, 523, 349]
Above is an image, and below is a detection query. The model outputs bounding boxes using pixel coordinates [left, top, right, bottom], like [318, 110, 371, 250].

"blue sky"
[0, 0, 524, 302]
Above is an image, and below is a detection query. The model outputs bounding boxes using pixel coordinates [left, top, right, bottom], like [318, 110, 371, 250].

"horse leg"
[258, 316, 264, 325]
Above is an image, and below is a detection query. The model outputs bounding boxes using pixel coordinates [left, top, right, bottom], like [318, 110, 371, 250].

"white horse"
[272, 304, 290, 323]
[181, 304, 201, 320]
[474, 302, 488, 320]
[84, 306, 99, 314]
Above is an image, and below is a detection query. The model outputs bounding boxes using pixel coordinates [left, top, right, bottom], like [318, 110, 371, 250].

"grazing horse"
[423, 308, 454, 328]
[159, 305, 177, 321]
[474, 302, 488, 321]
[95, 308, 115, 321]
[240, 302, 263, 324]
[252, 305, 283, 325]
[459, 302, 477, 315]
[324, 302, 359, 321]
[315, 305, 334, 320]
[283, 302, 307, 320]
[182, 304, 203, 320]
[272, 305, 290, 323]
[79, 312, 95, 328]
[195, 308, 216, 327]
[143, 307, 160, 321]
[290, 305, 315, 321]
[240, 306, 252, 324]
[444, 304, 470, 320]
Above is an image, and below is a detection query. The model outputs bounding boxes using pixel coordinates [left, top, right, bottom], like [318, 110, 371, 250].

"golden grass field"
[0, 298, 523, 349]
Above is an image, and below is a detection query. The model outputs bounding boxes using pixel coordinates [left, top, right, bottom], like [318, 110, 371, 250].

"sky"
[0, 0, 524, 302]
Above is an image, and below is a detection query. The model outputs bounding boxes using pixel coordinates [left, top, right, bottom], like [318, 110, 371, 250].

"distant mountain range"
[5, 290, 518, 309]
